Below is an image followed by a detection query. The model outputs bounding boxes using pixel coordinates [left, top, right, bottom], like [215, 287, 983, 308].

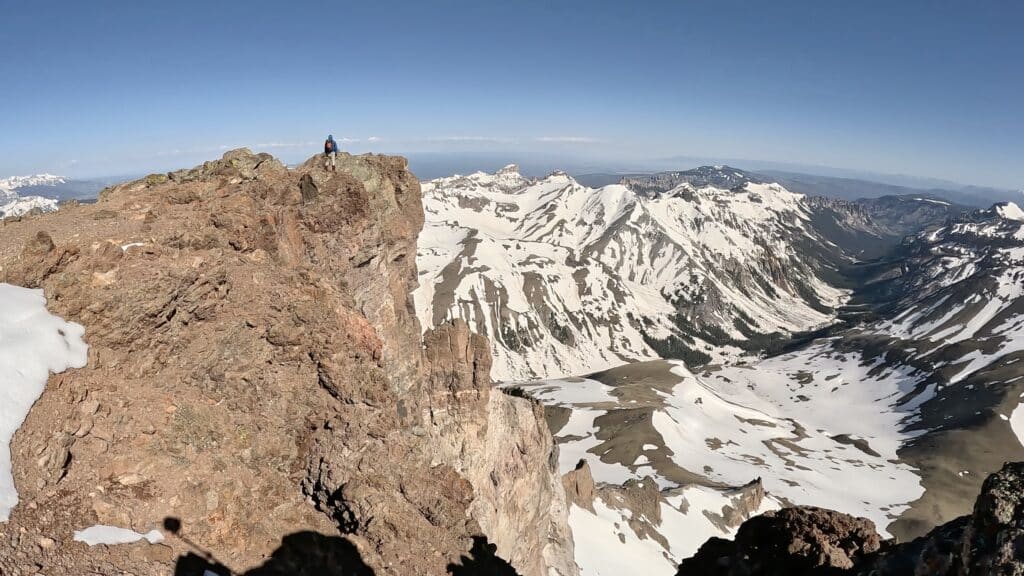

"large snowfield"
[0, 283, 88, 521]
[517, 353, 929, 573]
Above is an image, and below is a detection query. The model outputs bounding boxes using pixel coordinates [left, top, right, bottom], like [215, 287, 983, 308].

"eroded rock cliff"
[0, 149, 574, 576]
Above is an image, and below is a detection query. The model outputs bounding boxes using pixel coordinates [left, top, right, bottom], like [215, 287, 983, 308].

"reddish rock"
[0, 149, 574, 576]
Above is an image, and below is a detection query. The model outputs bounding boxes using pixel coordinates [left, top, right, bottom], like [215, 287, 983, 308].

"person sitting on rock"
[324, 134, 339, 172]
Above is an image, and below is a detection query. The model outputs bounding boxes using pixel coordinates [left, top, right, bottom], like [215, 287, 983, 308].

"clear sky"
[1, 0, 1021, 188]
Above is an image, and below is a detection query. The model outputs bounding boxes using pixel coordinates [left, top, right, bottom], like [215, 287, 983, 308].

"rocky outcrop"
[562, 460, 596, 512]
[677, 506, 882, 575]
[0, 149, 574, 576]
[956, 462, 1024, 575]
[676, 462, 1024, 576]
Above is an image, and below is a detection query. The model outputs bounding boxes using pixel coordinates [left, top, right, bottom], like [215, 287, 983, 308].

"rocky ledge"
[677, 461, 1024, 576]
[0, 149, 575, 576]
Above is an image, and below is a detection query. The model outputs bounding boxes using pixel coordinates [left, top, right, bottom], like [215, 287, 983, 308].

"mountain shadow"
[173, 529, 375, 576]
[446, 535, 520, 576]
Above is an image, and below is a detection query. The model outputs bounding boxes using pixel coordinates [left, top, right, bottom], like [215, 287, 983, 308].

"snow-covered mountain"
[505, 202, 1024, 575]
[0, 174, 65, 218]
[415, 165, 857, 381]
[0, 174, 67, 191]
[0, 195, 59, 219]
[413, 164, 1019, 575]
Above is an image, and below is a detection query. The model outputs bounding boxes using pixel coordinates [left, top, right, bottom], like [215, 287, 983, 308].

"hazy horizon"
[2, 1, 1022, 189]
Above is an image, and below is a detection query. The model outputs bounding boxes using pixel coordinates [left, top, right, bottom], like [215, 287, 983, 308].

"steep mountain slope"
[807, 194, 964, 259]
[0, 151, 575, 576]
[843, 201, 1024, 538]
[511, 202, 1024, 575]
[416, 166, 851, 381]
[415, 164, 1013, 574]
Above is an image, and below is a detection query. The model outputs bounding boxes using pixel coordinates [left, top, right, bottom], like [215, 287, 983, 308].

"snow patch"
[73, 525, 164, 546]
[569, 487, 780, 576]
[0, 284, 88, 521]
[996, 202, 1024, 222]
[1011, 402, 1024, 448]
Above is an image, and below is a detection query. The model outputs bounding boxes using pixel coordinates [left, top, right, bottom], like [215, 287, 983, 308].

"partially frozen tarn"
[552, 407, 635, 484]
[73, 525, 164, 546]
[0, 284, 88, 521]
[514, 377, 640, 483]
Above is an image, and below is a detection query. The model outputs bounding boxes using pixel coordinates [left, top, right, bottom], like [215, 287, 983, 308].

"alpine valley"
[414, 165, 1024, 575]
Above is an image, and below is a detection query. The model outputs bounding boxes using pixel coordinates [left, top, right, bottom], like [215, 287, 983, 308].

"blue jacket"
[325, 136, 339, 154]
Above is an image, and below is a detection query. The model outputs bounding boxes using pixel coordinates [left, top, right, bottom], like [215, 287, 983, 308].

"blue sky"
[1, 0, 1021, 188]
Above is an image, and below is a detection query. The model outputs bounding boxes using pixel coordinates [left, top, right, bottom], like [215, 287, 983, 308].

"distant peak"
[496, 164, 520, 176]
[994, 202, 1024, 222]
[0, 173, 68, 191]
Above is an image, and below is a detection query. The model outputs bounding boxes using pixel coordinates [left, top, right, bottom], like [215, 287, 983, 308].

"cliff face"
[0, 150, 574, 576]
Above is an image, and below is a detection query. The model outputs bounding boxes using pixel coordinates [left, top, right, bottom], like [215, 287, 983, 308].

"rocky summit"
[0, 149, 574, 576]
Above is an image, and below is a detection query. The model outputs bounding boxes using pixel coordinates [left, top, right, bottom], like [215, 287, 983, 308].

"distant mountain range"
[575, 168, 1020, 208]
[414, 165, 961, 381]
[0, 174, 111, 218]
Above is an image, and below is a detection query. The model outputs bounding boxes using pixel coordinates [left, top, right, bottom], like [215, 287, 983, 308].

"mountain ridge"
[415, 164, 961, 381]
[0, 149, 575, 576]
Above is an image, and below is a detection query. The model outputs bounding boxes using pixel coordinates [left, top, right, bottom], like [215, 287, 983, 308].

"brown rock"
[0, 149, 573, 576]
[563, 460, 596, 512]
[677, 506, 881, 576]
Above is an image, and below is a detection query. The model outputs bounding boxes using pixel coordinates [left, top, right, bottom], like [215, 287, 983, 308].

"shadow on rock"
[173, 529, 375, 576]
[446, 536, 520, 576]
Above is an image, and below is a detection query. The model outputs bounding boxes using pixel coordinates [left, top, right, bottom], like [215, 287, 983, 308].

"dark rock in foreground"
[677, 462, 1024, 576]
[677, 506, 880, 575]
